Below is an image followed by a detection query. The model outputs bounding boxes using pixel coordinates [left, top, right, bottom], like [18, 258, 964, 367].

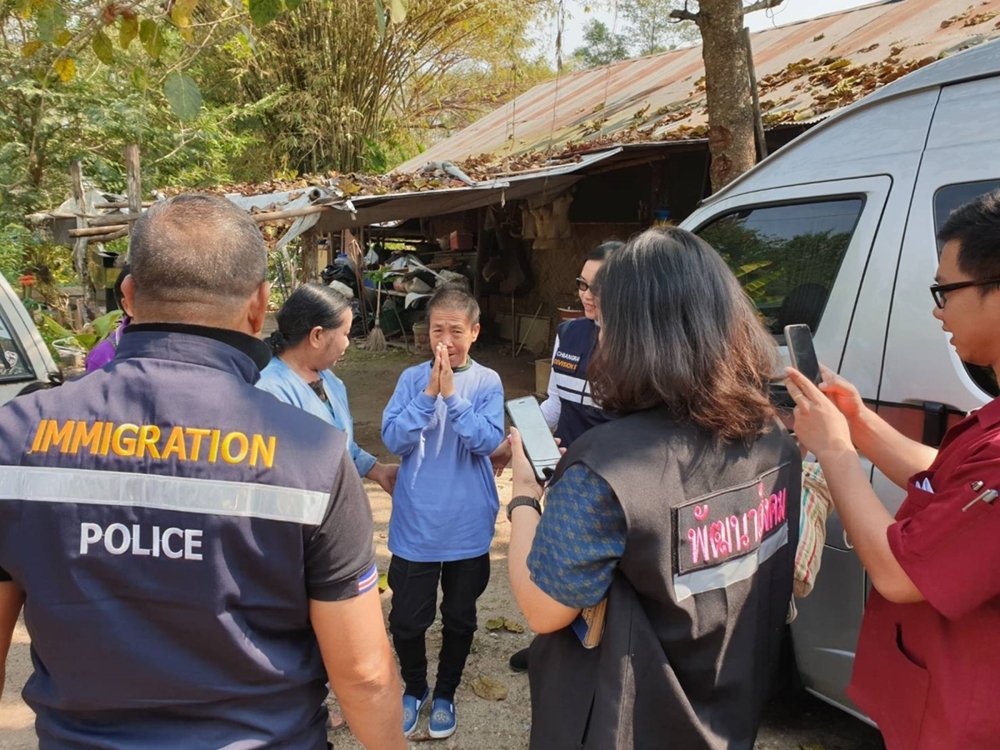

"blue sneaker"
[402, 687, 429, 737]
[428, 697, 456, 739]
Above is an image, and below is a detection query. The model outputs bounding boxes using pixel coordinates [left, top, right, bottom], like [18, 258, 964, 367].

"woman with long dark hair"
[506, 227, 801, 749]
[257, 283, 398, 494]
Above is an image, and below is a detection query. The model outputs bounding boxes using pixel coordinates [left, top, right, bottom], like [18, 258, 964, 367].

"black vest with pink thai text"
[529, 408, 801, 750]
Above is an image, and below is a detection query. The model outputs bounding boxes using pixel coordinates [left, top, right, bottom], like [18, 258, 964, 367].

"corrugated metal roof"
[397, 0, 1000, 171]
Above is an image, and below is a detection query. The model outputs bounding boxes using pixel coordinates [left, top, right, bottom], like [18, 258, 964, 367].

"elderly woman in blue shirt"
[258, 283, 398, 494]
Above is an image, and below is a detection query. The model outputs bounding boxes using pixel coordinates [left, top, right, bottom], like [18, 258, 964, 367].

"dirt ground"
[0, 341, 884, 750]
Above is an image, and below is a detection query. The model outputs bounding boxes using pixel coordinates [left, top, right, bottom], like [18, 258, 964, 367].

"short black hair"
[937, 189, 1000, 291]
[587, 240, 623, 262]
[129, 194, 267, 305]
[268, 283, 351, 355]
[16, 381, 55, 397]
[426, 283, 480, 326]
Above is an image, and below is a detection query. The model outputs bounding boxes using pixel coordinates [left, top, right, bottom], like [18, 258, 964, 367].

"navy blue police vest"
[0, 326, 354, 749]
[551, 317, 612, 447]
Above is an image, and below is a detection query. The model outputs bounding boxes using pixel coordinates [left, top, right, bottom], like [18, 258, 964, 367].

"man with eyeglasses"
[784, 188, 1000, 750]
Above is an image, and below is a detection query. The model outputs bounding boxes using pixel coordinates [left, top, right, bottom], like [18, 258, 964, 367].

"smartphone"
[784, 324, 822, 385]
[505, 396, 562, 483]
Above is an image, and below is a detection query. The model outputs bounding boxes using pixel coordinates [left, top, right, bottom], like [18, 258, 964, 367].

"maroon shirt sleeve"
[888, 441, 1000, 620]
[303, 449, 378, 602]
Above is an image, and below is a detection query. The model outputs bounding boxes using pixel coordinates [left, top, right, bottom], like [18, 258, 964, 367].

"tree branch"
[669, 8, 699, 22]
[743, 0, 785, 14]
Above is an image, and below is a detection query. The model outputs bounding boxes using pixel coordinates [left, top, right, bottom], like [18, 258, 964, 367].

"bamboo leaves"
[374, 0, 407, 38]
[388, 0, 407, 23]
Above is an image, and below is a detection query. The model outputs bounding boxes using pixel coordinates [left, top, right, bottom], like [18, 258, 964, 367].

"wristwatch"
[507, 495, 542, 522]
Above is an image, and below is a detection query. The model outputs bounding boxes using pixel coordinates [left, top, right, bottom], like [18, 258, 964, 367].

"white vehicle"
[0, 274, 61, 405]
[680, 39, 1000, 720]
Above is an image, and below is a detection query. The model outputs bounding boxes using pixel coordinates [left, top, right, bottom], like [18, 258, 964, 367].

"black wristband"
[507, 495, 542, 522]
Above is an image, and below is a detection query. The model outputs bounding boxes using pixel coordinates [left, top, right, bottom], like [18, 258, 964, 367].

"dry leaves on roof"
[940, 5, 999, 28]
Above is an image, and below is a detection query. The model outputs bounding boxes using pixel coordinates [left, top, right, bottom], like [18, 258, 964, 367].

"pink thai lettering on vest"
[759, 495, 772, 534]
[688, 525, 711, 565]
[746, 508, 760, 542]
[772, 488, 787, 526]
[679, 478, 789, 574]
[730, 515, 749, 550]
[710, 520, 730, 557]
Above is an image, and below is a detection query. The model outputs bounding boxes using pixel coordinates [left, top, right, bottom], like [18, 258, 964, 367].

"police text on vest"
[80, 523, 203, 560]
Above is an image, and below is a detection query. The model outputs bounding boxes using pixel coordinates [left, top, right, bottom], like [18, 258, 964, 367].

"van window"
[695, 199, 863, 338]
[935, 180, 1000, 244]
[933, 180, 1000, 397]
[0, 310, 34, 383]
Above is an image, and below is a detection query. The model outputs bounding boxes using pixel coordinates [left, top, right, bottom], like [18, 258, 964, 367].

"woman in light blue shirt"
[258, 283, 398, 494]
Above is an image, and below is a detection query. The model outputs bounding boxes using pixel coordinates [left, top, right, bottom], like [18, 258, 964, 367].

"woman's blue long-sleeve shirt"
[256, 357, 377, 479]
[382, 359, 504, 562]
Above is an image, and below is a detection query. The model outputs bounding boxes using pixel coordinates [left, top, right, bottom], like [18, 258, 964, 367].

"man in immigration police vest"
[0, 194, 406, 750]
[542, 241, 621, 447]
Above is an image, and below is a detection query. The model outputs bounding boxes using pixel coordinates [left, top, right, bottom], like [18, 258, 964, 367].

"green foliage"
[0, 224, 73, 307]
[249, 0, 285, 28]
[572, 19, 629, 67]
[0, 0, 551, 238]
[138, 19, 165, 60]
[232, 0, 553, 174]
[37, 310, 121, 359]
[0, 23, 274, 227]
[92, 31, 114, 65]
[0, 225, 26, 285]
[163, 73, 203, 121]
[577, 0, 702, 61]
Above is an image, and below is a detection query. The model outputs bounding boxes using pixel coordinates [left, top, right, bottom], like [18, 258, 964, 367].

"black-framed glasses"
[575, 277, 592, 293]
[930, 278, 1000, 309]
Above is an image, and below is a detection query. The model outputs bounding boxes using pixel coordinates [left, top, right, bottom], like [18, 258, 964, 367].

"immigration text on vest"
[29, 419, 277, 468]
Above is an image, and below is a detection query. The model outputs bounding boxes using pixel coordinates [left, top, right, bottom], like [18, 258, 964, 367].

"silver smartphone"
[784, 323, 821, 385]
[505, 396, 562, 483]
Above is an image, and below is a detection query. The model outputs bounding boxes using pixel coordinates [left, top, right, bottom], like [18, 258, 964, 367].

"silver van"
[679, 40, 1000, 721]
[0, 273, 61, 404]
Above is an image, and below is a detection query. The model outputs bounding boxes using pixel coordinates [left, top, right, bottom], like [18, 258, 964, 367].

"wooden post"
[300, 229, 318, 283]
[125, 144, 142, 220]
[744, 27, 768, 161]
[124, 142, 142, 249]
[69, 161, 96, 313]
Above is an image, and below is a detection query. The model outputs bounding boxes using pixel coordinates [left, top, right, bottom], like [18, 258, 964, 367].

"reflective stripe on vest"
[0, 465, 328, 525]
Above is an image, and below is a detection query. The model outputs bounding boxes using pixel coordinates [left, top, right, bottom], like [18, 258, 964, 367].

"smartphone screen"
[505, 396, 562, 482]
[784, 324, 822, 385]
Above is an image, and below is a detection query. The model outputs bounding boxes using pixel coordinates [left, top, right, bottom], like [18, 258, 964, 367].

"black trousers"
[388, 553, 490, 701]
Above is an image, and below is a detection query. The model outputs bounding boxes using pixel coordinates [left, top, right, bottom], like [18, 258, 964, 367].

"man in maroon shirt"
[786, 188, 1000, 750]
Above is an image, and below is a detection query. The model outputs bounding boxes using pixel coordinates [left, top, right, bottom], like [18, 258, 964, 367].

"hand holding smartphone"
[784, 324, 822, 385]
[504, 396, 562, 483]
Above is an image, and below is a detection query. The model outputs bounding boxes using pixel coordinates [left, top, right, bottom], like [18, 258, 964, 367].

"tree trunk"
[696, 0, 757, 192]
